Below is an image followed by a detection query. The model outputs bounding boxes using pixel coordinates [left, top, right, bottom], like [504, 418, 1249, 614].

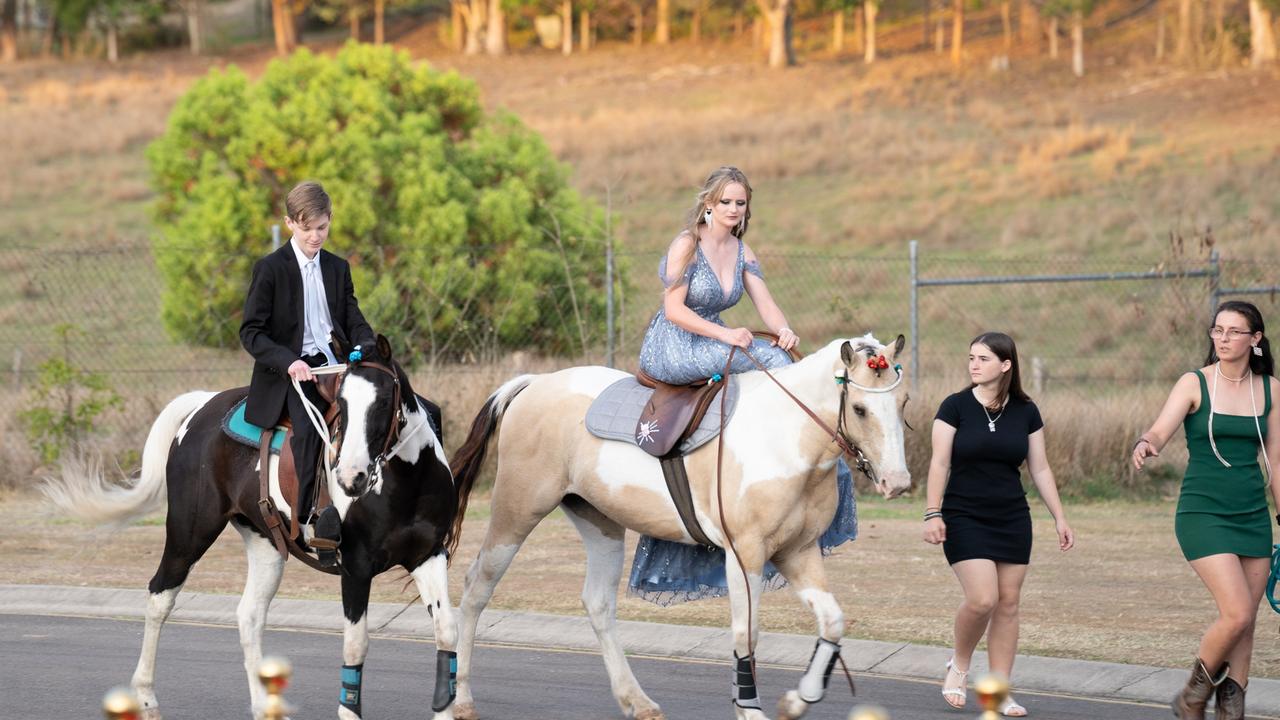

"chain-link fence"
[2, 240, 1276, 490]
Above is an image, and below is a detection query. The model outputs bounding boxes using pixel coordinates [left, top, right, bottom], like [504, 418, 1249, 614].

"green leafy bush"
[148, 42, 612, 364]
[19, 325, 123, 465]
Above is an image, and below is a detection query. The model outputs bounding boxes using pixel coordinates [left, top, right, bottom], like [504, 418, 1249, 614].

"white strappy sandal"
[999, 694, 1028, 717]
[942, 658, 968, 709]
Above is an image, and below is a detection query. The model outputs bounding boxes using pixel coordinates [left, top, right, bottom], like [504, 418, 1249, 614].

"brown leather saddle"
[635, 331, 800, 549]
[256, 371, 343, 574]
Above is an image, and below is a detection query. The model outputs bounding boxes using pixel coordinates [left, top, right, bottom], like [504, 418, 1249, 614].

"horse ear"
[839, 340, 855, 366]
[892, 334, 906, 358]
[376, 334, 393, 361]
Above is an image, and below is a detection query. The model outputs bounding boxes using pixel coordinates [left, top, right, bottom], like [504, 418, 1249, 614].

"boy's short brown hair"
[285, 181, 332, 224]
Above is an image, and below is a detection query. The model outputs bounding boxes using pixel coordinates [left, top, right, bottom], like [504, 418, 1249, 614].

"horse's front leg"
[412, 551, 458, 720]
[772, 545, 845, 720]
[725, 544, 770, 720]
[338, 573, 373, 720]
[233, 522, 286, 719]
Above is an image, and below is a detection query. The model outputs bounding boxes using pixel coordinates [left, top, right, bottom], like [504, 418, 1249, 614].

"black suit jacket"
[239, 243, 375, 427]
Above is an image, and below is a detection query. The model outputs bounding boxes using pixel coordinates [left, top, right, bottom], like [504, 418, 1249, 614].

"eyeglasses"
[1208, 327, 1254, 341]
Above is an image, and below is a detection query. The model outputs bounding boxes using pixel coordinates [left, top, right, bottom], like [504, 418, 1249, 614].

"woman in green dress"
[1133, 301, 1278, 720]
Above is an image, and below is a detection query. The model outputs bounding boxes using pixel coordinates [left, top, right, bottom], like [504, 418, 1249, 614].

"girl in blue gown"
[629, 166, 858, 605]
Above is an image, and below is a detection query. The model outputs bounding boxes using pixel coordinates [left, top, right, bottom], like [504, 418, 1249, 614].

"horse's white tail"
[41, 391, 216, 527]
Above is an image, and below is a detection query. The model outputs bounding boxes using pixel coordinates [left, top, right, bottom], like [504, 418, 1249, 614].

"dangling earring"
[1254, 344, 1264, 357]
[704, 208, 714, 227]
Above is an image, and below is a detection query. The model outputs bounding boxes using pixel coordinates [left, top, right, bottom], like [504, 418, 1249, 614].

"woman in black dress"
[922, 332, 1075, 716]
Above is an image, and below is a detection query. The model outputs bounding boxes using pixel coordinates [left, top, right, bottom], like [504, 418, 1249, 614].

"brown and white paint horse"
[447, 334, 912, 720]
[42, 338, 460, 720]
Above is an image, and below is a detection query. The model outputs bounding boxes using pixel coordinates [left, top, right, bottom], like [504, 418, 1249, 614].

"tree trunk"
[924, 0, 930, 48]
[631, 2, 643, 46]
[105, 20, 117, 62]
[1175, 0, 1191, 59]
[1, 0, 16, 62]
[1048, 15, 1058, 58]
[580, 8, 590, 50]
[1000, 0, 1011, 56]
[485, 0, 505, 54]
[561, 0, 572, 54]
[656, 0, 669, 43]
[832, 10, 843, 53]
[450, 1, 462, 49]
[734, 12, 744, 38]
[691, 7, 701, 42]
[864, 0, 877, 62]
[1249, 0, 1277, 66]
[1019, 0, 1038, 45]
[350, 2, 361, 40]
[374, 0, 384, 44]
[759, 0, 793, 67]
[40, 10, 54, 56]
[935, 7, 945, 54]
[460, 0, 484, 54]
[187, 0, 204, 55]
[1156, 4, 1165, 59]
[271, 0, 293, 55]
[853, 4, 864, 54]
[1071, 9, 1083, 75]
[1212, 0, 1224, 59]
[950, 0, 963, 65]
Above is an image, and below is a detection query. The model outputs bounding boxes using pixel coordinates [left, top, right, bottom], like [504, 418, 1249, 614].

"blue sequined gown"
[629, 238, 859, 605]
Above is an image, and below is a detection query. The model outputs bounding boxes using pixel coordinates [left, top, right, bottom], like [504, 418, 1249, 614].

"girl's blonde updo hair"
[669, 166, 753, 289]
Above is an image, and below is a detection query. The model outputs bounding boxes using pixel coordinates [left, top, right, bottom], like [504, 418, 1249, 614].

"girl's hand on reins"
[773, 327, 798, 352]
[923, 517, 946, 545]
[723, 327, 753, 349]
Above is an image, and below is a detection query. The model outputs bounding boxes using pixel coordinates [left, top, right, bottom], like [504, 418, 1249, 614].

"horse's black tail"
[446, 374, 535, 557]
[41, 391, 215, 526]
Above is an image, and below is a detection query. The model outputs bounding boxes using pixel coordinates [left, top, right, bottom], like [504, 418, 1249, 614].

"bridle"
[295, 359, 406, 495]
[835, 363, 904, 488]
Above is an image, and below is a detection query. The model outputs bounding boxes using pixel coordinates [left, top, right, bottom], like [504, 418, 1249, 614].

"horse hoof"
[453, 701, 479, 720]
[634, 709, 666, 720]
[776, 690, 808, 720]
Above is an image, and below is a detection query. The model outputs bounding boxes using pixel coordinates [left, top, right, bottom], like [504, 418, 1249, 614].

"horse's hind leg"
[412, 551, 459, 720]
[232, 520, 285, 719]
[132, 499, 228, 718]
[771, 546, 845, 720]
[562, 497, 664, 720]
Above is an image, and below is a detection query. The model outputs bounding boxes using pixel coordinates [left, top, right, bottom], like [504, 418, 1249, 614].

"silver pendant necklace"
[978, 392, 1003, 432]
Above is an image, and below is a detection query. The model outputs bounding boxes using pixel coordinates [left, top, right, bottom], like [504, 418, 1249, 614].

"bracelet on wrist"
[923, 511, 943, 522]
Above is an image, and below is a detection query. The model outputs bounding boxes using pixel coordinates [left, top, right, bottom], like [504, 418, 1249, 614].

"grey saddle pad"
[585, 376, 740, 454]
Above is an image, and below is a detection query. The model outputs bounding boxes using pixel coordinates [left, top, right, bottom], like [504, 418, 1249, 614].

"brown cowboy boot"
[1214, 676, 1245, 720]
[1171, 658, 1228, 719]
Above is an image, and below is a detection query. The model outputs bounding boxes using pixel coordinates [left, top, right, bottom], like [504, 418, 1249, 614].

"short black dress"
[936, 389, 1043, 565]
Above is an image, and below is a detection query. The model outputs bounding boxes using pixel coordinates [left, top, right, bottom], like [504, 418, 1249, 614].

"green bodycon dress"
[1175, 369, 1273, 561]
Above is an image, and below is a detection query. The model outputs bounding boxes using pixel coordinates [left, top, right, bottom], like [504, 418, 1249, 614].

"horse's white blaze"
[865, 391, 908, 477]
[566, 366, 627, 397]
[412, 553, 457, 649]
[335, 374, 378, 488]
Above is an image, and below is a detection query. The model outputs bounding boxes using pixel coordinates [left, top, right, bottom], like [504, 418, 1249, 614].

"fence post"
[11, 348, 21, 391]
[1207, 248, 1220, 320]
[1031, 356, 1045, 394]
[606, 237, 615, 369]
[271, 224, 281, 251]
[909, 240, 920, 390]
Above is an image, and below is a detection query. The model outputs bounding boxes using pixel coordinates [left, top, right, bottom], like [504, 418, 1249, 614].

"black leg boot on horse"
[1171, 658, 1228, 719]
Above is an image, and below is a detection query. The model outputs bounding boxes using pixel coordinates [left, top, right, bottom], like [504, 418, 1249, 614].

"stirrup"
[942, 657, 967, 709]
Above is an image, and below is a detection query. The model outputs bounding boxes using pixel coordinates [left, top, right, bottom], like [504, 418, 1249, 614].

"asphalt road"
[4, 614, 1179, 719]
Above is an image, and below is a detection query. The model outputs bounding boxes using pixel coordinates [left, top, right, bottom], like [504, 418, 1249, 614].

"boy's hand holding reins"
[287, 359, 315, 382]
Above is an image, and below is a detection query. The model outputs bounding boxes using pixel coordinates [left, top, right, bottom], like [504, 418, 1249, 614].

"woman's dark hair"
[969, 332, 1032, 409]
[1205, 301, 1274, 376]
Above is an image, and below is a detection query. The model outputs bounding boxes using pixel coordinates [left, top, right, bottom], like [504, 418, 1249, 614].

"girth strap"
[659, 453, 717, 548]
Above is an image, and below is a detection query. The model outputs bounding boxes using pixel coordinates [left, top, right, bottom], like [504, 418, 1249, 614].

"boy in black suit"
[239, 181, 373, 566]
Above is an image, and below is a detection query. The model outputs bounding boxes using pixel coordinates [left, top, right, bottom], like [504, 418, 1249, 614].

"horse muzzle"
[337, 468, 370, 497]
[875, 470, 912, 500]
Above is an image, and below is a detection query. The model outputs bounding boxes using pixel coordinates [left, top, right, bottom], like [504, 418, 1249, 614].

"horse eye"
[853, 404, 867, 417]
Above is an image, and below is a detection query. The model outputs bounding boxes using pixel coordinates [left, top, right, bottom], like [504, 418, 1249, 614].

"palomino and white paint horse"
[446, 334, 912, 720]
[43, 337, 460, 720]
